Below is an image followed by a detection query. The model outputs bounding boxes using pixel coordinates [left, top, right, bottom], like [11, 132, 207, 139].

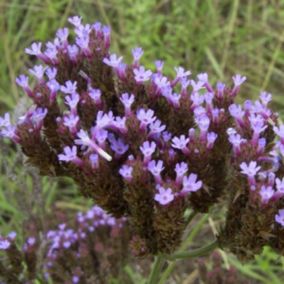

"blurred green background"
[1, 0, 284, 283]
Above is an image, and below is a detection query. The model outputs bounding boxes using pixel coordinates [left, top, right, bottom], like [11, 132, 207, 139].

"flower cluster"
[1, 15, 284, 257]
[0, 205, 127, 283]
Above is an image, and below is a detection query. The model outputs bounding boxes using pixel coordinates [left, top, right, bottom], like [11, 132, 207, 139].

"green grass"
[1, 0, 284, 282]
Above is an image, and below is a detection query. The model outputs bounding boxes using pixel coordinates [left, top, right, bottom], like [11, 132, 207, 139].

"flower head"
[154, 186, 174, 205]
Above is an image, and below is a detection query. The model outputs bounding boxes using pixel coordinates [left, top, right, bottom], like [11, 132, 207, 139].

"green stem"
[168, 240, 218, 260]
[148, 254, 165, 284]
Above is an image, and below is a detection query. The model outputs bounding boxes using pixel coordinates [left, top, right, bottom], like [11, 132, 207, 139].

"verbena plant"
[1, 15, 284, 283]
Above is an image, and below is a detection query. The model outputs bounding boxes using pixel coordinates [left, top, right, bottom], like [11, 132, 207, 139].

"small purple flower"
[216, 82, 225, 97]
[154, 186, 174, 206]
[276, 178, 284, 192]
[110, 137, 129, 156]
[155, 60, 164, 73]
[229, 104, 245, 122]
[72, 276, 80, 284]
[228, 132, 246, 154]
[207, 132, 218, 149]
[29, 65, 46, 80]
[65, 93, 80, 111]
[8, 231, 17, 240]
[119, 165, 133, 182]
[89, 88, 102, 105]
[133, 66, 152, 83]
[25, 42, 42, 56]
[149, 119, 166, 136]
[275, 209, 284, 227]
[195, 115, 210, 136]
[47, 79, 60, 96]
[181, 173, 203, 195]
[63, 113, 79, 132]
[174, 67, 191, 79]
[120, 93, 135, 115]
[0, 113, 11, 128]
[46, 67, 57, 80]
[274, 125, 284, 142]
[61, 80, 77, 94]
[58, 146, 81, 165]
[232, 74, 246, 87]
[96, 111, 114, 129]
[191, 92, 204, 107]
[240, 161, 261, 177]
[197, 73, 208, 83]
[75, 129, 92, 147]
[132, 47, 144, 63]
[91, 127, 108, 145]
[67, 45, 79, 61]
[259, 185, 274, 204]
[0, 239, 11, 250]
[103, 53, 123, 68]
[172, 135, 190, 153]
[56, 28, 69, 43]
[68, 16, 82, 27]
[30, 107, 48, 128]
[148, 160, 164, 183]
[175, 162, 188, 184]
[154, 75, 170, 90]
[89, 153, 99, 169]
[16, 74, 29, 89]
[137, 108, 156, 129]
[191, 80, 204, 92]
[140, 141, 156, 163]
[259, 91, 272, 105]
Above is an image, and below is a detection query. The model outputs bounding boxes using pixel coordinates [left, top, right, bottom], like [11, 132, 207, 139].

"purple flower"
[119, 165, 133, 181]
[259, 185, 274, 204]
[232, 74, 246, 87]
[149, 119, 166, 136]
[46, 67, 57, 80]
[148, 160, 164, 183]
[120, 93, 135, 115]
[67, 45, 79, 61]
[58, 146, 80, 163]
[195, 115, 210, 135]
[0, 113, 11, 128]
[174, 67, 191, 79]
[132, 47, 144, 62]
[65, 93, 80, 111]
[103, 53, 123, 68]
[63, 113, 79, 132]
[140, 141, 156, 162]
[89, 88, 102, 105]
[61, 80, 77, 94]
[96, 111, 114, 129]
[30, 107, 48, 128]
[16, 74, 29, 89]
[274, 125, 284, 142]
[191, 80, 204, 92]
[207, 132, 218, 149]
[228, 132, 246, 154]
[89, 153, 99, 169]
[172, 135, 190, 153]
[25, 42, 42, 56]
[155, 60, 164, 72]
[137, 108, 156, 128]
[0, 239, 11, 250]
[229, 104, 245, 121]
[110, 137, 129, 156]
[29, 65, 46, 80]
[56, 28, 69, 43]
[191, 92, 204, 107]
[154, 186, 174, 205]
[259, 91, 272, 105]
[133, 66, 152, 83]
[275, 209, 284, 227]
[197, 73, 208, 83]
[8, 231, 17, 240]
[175, 162, 188, 184]
[68, 16, 82, 27]
[240, 161, 261, 177]
[181, 173, 203, 195]
[72, 276, 80, 284]
[216, 82, 225, 97]
[154, 75, 170, 90]
[91, 127, 108, 145]
[47, 79, 60, 95]
[276, 178, 284, 193]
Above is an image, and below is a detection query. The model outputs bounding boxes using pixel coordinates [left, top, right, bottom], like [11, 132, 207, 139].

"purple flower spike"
[154, 185, 174, 206]
[137, 108, 156, 129]
[65, 93, 80, 111]
[132, 47, 144, 63]
[25, 42, 42, 56]
[275, 209, 284, 227]
[140, 141, 156, 163]
[175, 162, 188, 184]
[181, 173, 203, 195]
[172, 135, 190, 154]
[120, 93, 135, 115]
[133, 66, 152, 83]
[58, 146, 82, 166]
[259, 185, 274, 204]
[148, 160, 164, 183]
[29, 65, 46, 80]
[103, 53, 123, 68]
[61, 80, 77, 94]
[119, 165, 133, 182]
